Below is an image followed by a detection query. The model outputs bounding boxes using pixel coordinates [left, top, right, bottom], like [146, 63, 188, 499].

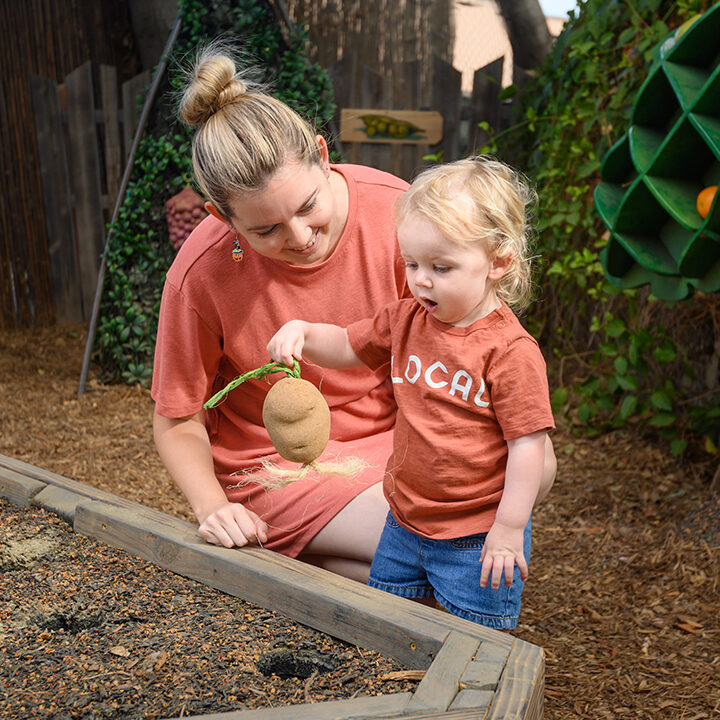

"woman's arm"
[267, 320, 363, 369]
[153, 409, 267, 547]
[479, 430, 547, 589]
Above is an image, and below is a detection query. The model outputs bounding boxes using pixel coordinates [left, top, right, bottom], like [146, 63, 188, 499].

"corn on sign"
[339, 108, 443, 145]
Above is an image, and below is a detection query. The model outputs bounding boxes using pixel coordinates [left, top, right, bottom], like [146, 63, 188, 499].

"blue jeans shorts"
[368, 512, 531, 630]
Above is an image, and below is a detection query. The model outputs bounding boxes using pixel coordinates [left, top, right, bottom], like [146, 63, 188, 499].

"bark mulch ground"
[1, 324, 719, 719]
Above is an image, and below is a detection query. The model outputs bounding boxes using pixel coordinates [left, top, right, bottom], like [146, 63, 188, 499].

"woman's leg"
[298, 482, 388, 582]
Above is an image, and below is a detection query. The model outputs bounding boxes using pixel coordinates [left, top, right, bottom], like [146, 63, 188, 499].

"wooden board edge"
[484, 639, 545, 720]
[73, 500, 446, 668]
[164, 690, 413, 720]
[31, 484, 89, 523]
[406, 631, 480, 712]
[0, 453, 193, 527]
[0, 467, 46, 506]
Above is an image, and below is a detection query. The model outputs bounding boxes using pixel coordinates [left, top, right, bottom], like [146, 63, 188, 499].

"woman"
[152, 45, 557, 583]
[151, 44, 410, 581]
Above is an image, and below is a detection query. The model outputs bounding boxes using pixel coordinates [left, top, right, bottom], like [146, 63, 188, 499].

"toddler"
[267, 156, 555, 629]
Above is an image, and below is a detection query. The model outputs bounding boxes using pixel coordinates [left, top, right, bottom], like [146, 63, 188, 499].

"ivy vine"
[496, 0, 719, 462]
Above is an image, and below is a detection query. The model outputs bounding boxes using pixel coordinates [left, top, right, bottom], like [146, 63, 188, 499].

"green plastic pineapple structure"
[594, 3, 720, 301]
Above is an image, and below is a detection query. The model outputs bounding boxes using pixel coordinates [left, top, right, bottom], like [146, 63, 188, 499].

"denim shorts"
[368, 511, 531, 630]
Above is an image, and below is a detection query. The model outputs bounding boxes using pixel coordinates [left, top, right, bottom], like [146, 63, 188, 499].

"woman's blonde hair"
[395, 155, 537, 309]
[179, 42, 322, 219]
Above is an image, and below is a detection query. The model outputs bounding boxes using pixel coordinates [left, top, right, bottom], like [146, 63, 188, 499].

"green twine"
[203, 358, 301, 410]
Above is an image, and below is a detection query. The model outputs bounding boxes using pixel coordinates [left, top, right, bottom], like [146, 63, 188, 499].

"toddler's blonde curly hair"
[395, 155, 538, 310]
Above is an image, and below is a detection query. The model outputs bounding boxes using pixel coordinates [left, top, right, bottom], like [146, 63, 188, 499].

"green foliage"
[95, 0, 335, 385]
[499, 0, 719, 460]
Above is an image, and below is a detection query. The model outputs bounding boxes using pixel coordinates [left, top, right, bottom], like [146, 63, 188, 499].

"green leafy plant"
[493, 0, 720, 463]
[95, 0, 336, 386]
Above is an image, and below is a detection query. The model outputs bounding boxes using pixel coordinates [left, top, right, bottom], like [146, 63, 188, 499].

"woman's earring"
[232, 232, 244, 262]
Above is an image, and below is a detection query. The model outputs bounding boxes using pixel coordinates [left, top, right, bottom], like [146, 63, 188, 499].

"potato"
[262, 376, 330, 464]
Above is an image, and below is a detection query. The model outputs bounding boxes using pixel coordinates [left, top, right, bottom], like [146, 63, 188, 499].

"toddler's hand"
[267, 320, 307, 367]
[479, 521, 528, 589]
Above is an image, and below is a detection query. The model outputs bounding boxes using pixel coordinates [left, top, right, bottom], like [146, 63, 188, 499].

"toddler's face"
[397, 211, 507, 327]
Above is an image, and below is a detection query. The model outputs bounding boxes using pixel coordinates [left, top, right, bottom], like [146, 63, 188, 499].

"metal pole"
[77, 14, 182, 397]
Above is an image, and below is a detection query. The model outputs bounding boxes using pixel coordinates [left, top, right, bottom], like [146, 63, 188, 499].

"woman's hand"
[479, 520, 528, 589]
[267, 320, 308, 367]
[196, 500, 269, 548]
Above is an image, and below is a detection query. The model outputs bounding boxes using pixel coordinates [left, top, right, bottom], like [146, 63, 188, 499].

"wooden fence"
[28, 54, 510, 325]
[330, 52, 509, 181]
[30, 63, 149, 324]
[0, 0, 141, 332]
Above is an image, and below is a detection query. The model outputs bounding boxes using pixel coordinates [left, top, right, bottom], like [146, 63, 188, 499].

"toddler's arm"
[480, 430, 547, 589]
[268, 320, 363, 369]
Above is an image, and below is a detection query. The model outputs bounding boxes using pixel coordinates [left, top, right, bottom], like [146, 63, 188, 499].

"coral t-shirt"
[347, 299, 555, 539]
[151, 164, 409, 556]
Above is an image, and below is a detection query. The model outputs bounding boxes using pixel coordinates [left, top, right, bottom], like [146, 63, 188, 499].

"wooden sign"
[340, 108, 443, 145]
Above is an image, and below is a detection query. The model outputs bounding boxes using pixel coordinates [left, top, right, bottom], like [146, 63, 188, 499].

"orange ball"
[696, 185, 718, 219]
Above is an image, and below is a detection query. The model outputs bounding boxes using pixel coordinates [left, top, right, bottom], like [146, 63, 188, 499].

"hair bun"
[180, 51, 247, 126]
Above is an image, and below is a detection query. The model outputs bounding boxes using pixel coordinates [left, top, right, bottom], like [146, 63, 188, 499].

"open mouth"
[421, 297, 438, 313]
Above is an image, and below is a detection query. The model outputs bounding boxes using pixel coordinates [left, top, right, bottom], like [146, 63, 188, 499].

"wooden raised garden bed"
[0, 452, 544, 720]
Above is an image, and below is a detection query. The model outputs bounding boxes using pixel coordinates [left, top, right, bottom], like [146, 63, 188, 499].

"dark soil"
[1, 324, 719, 719]
[0, 500, 418, 720]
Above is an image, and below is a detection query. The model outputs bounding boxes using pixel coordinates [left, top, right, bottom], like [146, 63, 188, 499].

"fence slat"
[359, 64, 391, 173]
[29, 73, 83, 324]
[100, 64, 122, 211]
[65, 61, 106, 319]
[121, 70, 150, 159]
[329, 53, 360, 164]
[430, 55, 462, 163]
[392, 59, 422, 181]
[469, 58, 504, 154]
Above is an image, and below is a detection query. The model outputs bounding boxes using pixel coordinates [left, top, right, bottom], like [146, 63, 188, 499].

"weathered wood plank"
[65, 61, 106, 318]
[0, 467, 46, 506]
[100, 64, 123, 212]
[328, 52, 358, 163]
[170, 691, 412, 720]
[74, 500, 450, 669]
[460, 639, 510, 693]
[358, 65, 391, 175]
[0, 453, 190, 526]
[430, 56, 462, 163]
[31, 484, 88, 523]
[0, 454, 514, 648]
[121, 70, 150, 159]
[391, 59, 423, 181]
[28, 73, 83, 324]
[469, 58, 504, 154]
[405, 631, 480, 712]
[448, 689, 493, 712]
[485, 639, 544, 720]
[72, 501, 520, 668]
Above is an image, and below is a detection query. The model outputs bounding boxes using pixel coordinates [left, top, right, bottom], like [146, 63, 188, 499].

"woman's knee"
[303, 482, 388, 560]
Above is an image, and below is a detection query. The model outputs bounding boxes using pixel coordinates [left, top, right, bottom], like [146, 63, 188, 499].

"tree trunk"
[497, 0, 553, 71]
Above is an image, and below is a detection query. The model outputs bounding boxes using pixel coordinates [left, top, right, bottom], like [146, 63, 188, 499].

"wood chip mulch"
[1, 324, 719, 719]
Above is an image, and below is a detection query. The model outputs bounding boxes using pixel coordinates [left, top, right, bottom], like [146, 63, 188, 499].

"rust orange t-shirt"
[151, 164, 409, 556]
[347, 299, 555, 539]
